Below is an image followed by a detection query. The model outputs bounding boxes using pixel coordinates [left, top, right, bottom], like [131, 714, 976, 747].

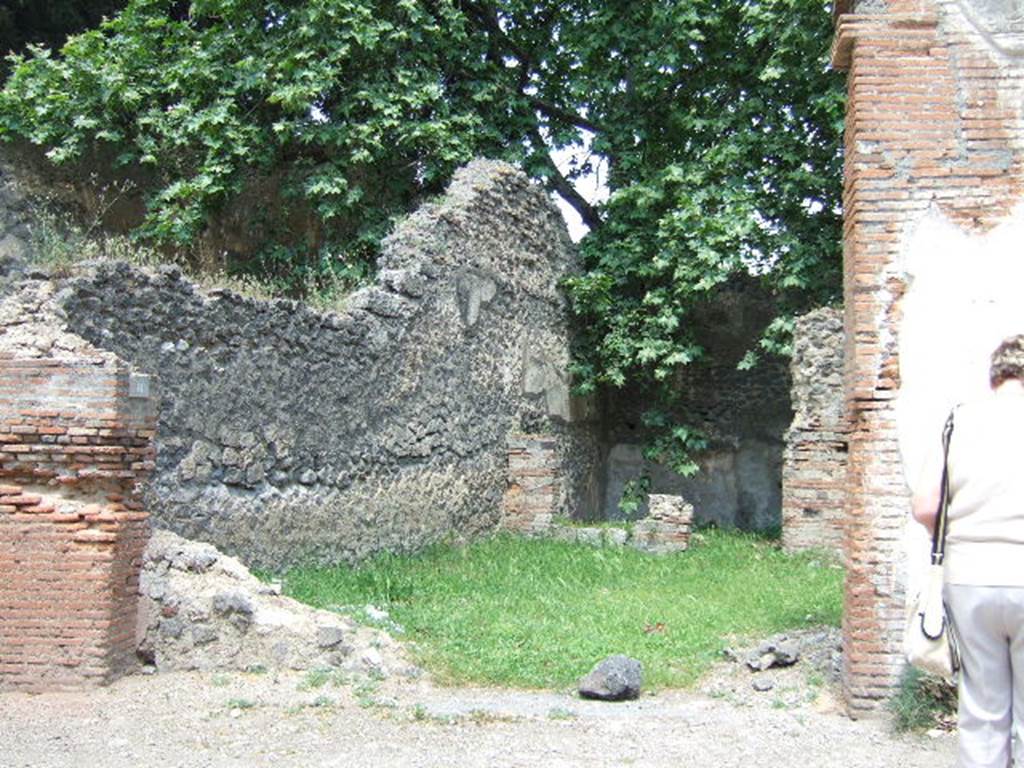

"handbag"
[903, 410, 962, 682]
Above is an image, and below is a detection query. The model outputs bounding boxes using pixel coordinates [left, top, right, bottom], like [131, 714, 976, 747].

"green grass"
[889, 667, 957, 731]
[280, 529, 843, 690]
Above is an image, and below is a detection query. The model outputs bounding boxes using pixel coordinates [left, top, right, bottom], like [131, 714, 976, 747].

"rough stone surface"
[781, 307, 846, 554]
[138, 529, 413, 678]
[0, 160, 601, 569]
[578, 655, 643, 701]
[0, 153, 34, 292]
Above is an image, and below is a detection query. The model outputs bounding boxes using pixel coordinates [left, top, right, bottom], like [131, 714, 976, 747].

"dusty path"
[1, 667, 955, 768]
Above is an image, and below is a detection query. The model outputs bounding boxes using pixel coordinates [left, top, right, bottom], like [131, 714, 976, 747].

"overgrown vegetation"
[281, 529, 843, 690]
[24, 194, 352, 309]
[889, 667, 957, 732]
[0, 0, 845, 473]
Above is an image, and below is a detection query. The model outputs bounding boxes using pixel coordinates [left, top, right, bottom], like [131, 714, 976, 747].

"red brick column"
[832, 0, 1024, 714]
[0, 355, 157, 691]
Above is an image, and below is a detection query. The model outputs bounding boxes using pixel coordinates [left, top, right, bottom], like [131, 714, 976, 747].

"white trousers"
[945, 584, 1024, 768]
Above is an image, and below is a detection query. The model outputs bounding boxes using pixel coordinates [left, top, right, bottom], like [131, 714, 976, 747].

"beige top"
[944, 394, 1024, 586]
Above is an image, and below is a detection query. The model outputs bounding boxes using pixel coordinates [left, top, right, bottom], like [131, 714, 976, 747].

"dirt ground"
[0, 630, 956, 768]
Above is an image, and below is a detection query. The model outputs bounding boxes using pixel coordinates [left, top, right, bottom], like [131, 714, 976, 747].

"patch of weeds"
[189, 270, 279, 302]
[299, 668, 331, 691]
[353, 679, 381, 709]
[547, 707, 577, 721]
[210, 673, 232, 688]
[225, 698, 257, 710]
[311, 694, 334, 709]
[804, 669, 824, 690]
[19, 185, 356, 312]
[244, 664, 268, 675]
[803, 668, 829, 703]
[413, 710, 457, 726]
[298, 667, 348, 691]
[466, 709, 512, 725]
[890, 667, 957, 732]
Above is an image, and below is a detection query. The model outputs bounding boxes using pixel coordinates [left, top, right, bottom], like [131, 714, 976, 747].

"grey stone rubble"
[728, 630, 842, 675]
[704, 627, 845, 707]
[745, 637, 801, 672]
[138, 529, 416, 679]
[578, 654, 643, 701]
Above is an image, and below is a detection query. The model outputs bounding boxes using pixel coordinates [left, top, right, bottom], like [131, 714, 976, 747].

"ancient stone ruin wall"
[833, 0, 1024, 714]
[0, 337, 157, 691]
[782, 308, 846, 555]
[600, 282, 792, 531]
[0, 160, 599, 571]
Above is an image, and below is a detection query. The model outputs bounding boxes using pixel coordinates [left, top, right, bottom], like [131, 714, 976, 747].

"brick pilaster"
[833, 0, 1024, 714]
[0, 355, 158, 691]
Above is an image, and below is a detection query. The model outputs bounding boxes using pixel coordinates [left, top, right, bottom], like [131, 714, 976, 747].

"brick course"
[0, 355, 157, 691]
[832, 0, 1024, 715]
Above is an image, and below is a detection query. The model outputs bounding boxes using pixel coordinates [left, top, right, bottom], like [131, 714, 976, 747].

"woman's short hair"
[990, 334, 1024, 388]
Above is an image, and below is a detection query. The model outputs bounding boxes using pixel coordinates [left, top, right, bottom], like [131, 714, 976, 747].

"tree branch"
[529, 127, 602, 231]
[528, 97, 604, 135]
[460, 1, 604, 135]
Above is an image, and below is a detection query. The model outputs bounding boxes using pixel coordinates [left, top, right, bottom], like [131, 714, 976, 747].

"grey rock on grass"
[578, 655, 643, 701]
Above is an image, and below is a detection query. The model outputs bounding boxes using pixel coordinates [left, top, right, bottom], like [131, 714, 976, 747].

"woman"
[913, 334, 1024, 768]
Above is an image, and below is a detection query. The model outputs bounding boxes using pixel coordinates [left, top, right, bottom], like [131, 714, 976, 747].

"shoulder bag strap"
[930, 410, 956, 565]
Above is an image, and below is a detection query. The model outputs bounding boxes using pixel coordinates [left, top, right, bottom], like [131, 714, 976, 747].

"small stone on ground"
[578, 655, 643, 701]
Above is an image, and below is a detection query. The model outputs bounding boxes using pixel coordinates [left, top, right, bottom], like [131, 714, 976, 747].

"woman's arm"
[910, 446, 944, 536]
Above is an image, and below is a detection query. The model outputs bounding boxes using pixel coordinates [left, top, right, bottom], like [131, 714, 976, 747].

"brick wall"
[502, 434, 561, 534]
[832, 0, 1024, 714]
[502, 436, 694, 554]
[0, 355, 157, 691]
[782, 308, 847, 555]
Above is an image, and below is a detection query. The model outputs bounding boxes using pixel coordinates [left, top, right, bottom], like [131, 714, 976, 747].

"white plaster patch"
[897, 202, 1024, 577]
[897, 203, 1024, 481]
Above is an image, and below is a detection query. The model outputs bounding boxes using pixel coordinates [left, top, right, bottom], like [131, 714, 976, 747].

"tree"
[0, 0, 845, 472]
[0, 1, 128, 74]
